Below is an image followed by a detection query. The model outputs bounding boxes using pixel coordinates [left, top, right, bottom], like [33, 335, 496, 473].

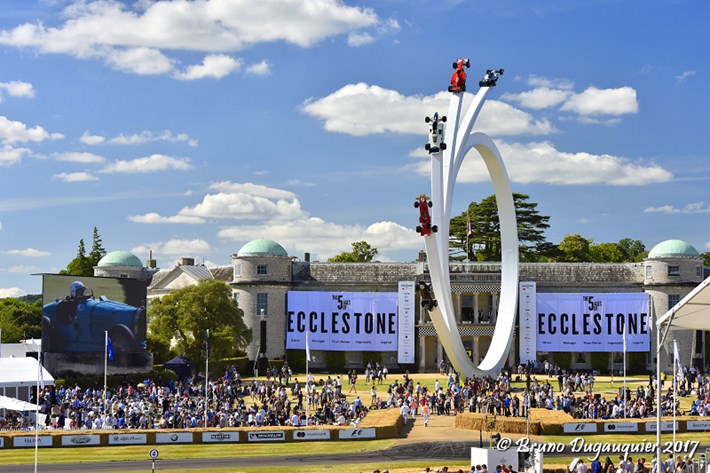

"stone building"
[139, 238, 709, 373]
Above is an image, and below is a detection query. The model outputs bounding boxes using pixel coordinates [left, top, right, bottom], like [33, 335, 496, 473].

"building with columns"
[141, 238, 708, 373]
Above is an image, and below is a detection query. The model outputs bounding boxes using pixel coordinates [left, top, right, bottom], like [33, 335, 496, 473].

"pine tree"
[88, 226, 106, 267]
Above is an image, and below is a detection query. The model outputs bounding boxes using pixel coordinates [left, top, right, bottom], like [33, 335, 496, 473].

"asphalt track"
[0, 441, 474, 473]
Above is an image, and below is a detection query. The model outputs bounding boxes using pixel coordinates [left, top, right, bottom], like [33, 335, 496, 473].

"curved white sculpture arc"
[424, 86, 518, 378]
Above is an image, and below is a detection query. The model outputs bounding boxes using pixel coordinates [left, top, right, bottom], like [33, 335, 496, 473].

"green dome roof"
[648, 239, 700, 259]
[97, 251, 143, 267]
[237, 239, 288, 257]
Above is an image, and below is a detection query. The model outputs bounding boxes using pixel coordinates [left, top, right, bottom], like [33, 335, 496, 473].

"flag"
[38, 352, 45, 389]
[673, 340, 684, 383]
[107, 334, 114, 362]
[305, 332, 311, 362]
[206, 329, 210, 358]
[466, 211, 472, 237]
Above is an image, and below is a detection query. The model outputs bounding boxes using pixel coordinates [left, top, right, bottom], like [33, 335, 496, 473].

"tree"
[64, 239, 93, 276]
[618, 238, 647, 262]
[589, 242, 626, 263]
[88, 226, 106, 267]
[450, 193, 551, 261]
[0, 298, 42, 342]
[328, 241, 378, 262]
[557, 234, 592, 262]
[148, 279, 251, 363]
[701, 252, 710, 267]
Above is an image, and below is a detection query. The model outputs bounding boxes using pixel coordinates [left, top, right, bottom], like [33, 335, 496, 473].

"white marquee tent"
[0, 357, 54, 404]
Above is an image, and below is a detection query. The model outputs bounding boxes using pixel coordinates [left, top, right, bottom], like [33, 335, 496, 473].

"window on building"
[234, 292, 240, 307]
[668, 294, 680, 311]
[668, 265, 680, 277]
[257, 293, 268, 315]
[257, 264, 268, 276]
[697, 266, 702, 278]
[233, 264, 241, 276]
[645, 266, 653, 278]
[461, 295, 474, 323]
[119, 273, 129, 278]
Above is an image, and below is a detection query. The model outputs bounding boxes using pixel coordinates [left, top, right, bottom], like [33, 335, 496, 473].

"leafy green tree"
[328, 241, 378, 262]
[64, 239, 94, 276]
[557, 234, 592, 262]
[589, 242, 626, 263]
[0, 298, 42, 342]
[700, 252, 710, 267]
[148, 279, 251, 363]
[450, 193, 550, 261]
[88, 226, 106, 267]
[618, 238, 647, 262]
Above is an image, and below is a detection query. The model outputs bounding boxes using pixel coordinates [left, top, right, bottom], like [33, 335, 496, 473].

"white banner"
[604, 422, 638, 432]
[686, 420, 710, 431]
[645, 421, 678, 432]
[156, 432, 193, 444]
[247, 431, 285, 442]
[202, 431, 240, 443]
[286, 292, 398, 351]
[398, 282, 415, 364]
[293, 429, 331, 440]
[536, 293, 650, 352]
[62, 434, 101, 446]
[519, 282, 537, 364]
[14, 436, 52, 447]
[338, 428, 376, 439]
[108, 433, 146, 445]
[563, 423, 598, 433]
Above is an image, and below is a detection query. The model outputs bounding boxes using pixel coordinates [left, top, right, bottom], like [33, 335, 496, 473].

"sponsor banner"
[338, 428, 376, 439]
[686, 420, 710, 431]
[202, 431, 240, 443]
[156, 432, 193, 444]
[62, 434, 101, 446]
[604, 422, 638, 432]
[13, 436, 53, 448]
[108, 433, 147, 445]
[247, 431, 285, 442]
[286, 292, 398, 352]
[645, 421, 678, 432]
[398, 282, 415, 364]
[563, 423, 598, 434]
[0, 438, 3, 448]
[518, 282, 537, 364]
[293, 429, 331, 441]
[536, 293, 650, 352]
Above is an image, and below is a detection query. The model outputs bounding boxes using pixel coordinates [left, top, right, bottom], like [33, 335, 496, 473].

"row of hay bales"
[0, 409, 402, 448]
[455, 409, 705, 435]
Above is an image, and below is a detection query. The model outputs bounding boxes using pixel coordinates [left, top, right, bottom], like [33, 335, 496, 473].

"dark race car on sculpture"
[424, 112, 447, 154]
[415, 194, 438, 236]
[479, 68, 504, 87]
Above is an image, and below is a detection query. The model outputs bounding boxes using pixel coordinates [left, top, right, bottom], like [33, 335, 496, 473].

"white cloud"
[405, 140, 672, 186]
[0, 287, 26, 298]
[174, 54, 241, 80]
[644, 202, 710, 214]
[0, 81, 35, 99]
[217, 217, 420, 261]
[0, 0, 381, 76]
[132, 239, 212, 257]
[2, 248, 50, 257]
[561, 86, 638, 116]
[178, 191, 307, 221]
[302, 83, 553, 137]
[80, 131, 106, 145]
[0, 115, 63, 145]
[675, 70, 696, 83]
[53, 172, 99, 182]
[502, 87, 572, 109]
[348, 32, 375, 47]
[54, 151, 105, 163]
[245, 60, 271, 76]
[105, 47, 175, 75]
[128, 212, 206, 224]
[8, 265, 36, 273]
[208, 181, 297, 200]
[526, 75, 574, 90]
[0, 145, 31, 166]
[101, 154, 192, 173]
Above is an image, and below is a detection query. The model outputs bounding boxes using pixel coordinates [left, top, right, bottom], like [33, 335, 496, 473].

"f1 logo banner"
[286, 291, 398, 352]
[536, 293, 650, 352]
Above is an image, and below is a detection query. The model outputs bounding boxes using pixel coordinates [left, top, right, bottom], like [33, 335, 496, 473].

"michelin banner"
[536, 293, 650, 352]
[286, 291, 398, 352]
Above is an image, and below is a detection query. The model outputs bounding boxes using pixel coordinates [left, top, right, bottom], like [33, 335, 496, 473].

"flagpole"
[673, 339, 677, 455]
[34, 352, 40, 473]
[623, 319, 627, 419]
[305, 331, 310, 426]
[104, 330, 108, 412]
[205, 329, 209, 429]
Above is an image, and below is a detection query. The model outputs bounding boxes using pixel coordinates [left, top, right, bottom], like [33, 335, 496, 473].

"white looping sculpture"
[423, 85, 519, 378]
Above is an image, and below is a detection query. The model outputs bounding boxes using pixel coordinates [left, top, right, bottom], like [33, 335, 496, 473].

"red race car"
[448, 58, 471, 93]
[415, 194, 438, 236]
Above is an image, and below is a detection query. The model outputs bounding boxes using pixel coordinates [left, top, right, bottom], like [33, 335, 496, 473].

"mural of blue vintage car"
[42, 281, 146, 354]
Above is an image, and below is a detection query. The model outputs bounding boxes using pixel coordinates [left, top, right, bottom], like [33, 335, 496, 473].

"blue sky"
[0, 0, 708, 297]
